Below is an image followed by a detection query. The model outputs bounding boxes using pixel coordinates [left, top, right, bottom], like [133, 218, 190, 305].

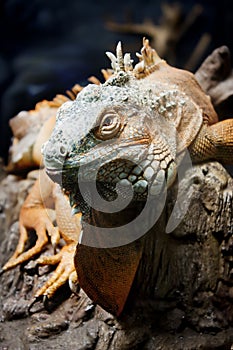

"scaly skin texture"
[2, 39, 233, 316]
[41, 39, 233, 316]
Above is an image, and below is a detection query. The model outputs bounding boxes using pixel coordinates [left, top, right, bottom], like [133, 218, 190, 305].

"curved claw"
[43, 294, 54, 311]
[0, 268, 4, 277]
[43, 294, 48, 304]
[28, 294, 56, 314]
[28, 295, 44, 314]
[69, 270, 80, 295]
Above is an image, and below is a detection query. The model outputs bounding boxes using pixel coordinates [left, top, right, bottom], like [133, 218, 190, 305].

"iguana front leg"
[1, 169, 59, 271]
[189, 119, 233, 164]
[1, 169, 81, 301]
[31, 185, 81, 300]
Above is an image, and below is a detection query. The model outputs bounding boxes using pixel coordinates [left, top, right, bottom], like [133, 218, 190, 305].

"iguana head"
[43, 40, 205, 221]
[42, 70, 180, 213]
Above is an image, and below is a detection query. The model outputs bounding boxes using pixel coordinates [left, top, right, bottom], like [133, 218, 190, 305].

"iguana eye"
[97, 113, 121, 139]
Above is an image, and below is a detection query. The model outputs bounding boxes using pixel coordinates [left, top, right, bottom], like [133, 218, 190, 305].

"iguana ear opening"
[141, 87, 203, 155]
[173, 94, 203, 154]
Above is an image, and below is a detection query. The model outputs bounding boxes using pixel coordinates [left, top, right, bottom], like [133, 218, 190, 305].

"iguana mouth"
[45, 140, 150, 186]
[46, 156, 177, 219]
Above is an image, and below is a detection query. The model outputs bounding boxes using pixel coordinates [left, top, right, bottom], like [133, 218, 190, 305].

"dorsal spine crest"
[106, 38, 165, 79]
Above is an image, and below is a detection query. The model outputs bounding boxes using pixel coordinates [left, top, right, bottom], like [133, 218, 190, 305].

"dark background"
[0, 0, 232, 161]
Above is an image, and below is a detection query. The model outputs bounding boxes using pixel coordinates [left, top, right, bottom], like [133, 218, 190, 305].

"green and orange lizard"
[1, 39, 233, 316]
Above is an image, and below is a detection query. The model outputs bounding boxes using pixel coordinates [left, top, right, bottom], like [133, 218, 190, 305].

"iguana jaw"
[47, 160, 176, 218]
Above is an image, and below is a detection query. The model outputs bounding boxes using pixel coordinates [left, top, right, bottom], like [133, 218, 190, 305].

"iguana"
[1, 38, 233, 316]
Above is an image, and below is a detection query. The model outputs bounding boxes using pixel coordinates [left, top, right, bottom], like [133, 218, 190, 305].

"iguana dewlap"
[42, 39, 233, 315]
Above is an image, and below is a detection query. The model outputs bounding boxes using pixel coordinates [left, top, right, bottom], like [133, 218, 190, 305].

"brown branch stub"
[105, 3, 205, 64]
[184, 33, 212, 71]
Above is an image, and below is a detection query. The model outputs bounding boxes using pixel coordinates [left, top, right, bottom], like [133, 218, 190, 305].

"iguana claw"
[28, 296, 44, 315]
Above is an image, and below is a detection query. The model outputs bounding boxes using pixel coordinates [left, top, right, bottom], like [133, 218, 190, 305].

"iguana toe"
[33, 243, 77, 300]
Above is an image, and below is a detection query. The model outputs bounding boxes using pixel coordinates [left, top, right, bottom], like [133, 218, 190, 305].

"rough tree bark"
[0, 47, 233, 349]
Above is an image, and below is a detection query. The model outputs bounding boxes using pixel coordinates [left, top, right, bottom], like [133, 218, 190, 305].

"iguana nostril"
[59, 145, 67, 157]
